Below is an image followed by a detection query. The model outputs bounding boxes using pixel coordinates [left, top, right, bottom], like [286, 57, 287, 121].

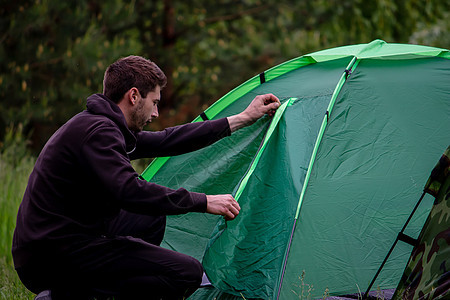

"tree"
[1, 0, 449, 151]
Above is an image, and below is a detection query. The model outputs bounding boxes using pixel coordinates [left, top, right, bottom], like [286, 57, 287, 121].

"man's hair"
[103, 55, 167, 103]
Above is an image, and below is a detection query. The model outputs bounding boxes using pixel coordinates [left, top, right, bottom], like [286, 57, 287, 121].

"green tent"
[141, 40, 450, 299]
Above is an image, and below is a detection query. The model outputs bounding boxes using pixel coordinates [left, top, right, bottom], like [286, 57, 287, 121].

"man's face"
[129, 85, 161, 131]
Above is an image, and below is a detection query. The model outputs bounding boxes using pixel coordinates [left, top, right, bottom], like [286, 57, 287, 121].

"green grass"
[0, 125, 35, 299]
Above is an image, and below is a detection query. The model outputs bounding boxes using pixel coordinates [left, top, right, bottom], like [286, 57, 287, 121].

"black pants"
[16, 212, 203, 299]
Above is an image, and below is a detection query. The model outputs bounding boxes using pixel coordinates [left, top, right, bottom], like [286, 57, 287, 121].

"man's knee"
[175, 256, 203, 287]
[166, 257, 202, 299]
[116, 257, 203, 299]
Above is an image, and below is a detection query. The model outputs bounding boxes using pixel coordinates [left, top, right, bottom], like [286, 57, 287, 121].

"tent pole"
[363, 191, 426, 299]
[278, 57, 359, 299]
[276, 219, 297, 300]
[294, 56, 359, 219]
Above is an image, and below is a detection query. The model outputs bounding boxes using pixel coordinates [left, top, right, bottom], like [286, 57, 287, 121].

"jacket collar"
[86, 94, 137, 154]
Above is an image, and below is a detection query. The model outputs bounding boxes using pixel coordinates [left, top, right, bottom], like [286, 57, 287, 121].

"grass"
[0, 124, 35, 299]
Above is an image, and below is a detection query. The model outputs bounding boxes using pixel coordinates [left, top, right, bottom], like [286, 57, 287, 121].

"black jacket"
[12, 94, 230, 267]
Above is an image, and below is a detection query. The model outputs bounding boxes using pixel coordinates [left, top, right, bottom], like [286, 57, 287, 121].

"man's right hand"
[206, 194, 241, 220]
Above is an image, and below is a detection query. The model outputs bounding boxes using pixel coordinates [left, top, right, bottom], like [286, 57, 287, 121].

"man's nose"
[152, 107, 159, 118]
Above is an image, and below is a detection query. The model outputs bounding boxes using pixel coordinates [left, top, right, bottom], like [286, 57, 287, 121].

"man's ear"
[126, 88, 139, 105]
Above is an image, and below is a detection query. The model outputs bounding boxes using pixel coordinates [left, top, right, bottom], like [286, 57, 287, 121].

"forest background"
[1, 0, 450, 153]
[0, 0, 449, 299]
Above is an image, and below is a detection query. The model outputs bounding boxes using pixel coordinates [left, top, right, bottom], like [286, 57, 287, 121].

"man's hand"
[227, 94, 281, 132]
[206, 194, 241, 220]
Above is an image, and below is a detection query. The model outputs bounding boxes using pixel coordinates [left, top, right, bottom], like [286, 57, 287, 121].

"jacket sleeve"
[129, 118, 231, 160]
[80, 124, 207, 215]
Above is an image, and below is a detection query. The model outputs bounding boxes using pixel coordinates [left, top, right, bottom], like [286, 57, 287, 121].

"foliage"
[1, 0, 449, 151]
[291, 270, 314, 299]
[0, 257, 34, 300]
[1, 0, 140, 150]
[0, 125, 35, 299]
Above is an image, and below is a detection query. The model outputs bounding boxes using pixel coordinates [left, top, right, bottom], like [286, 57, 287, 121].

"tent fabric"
[202, 98, 311, 299]
[140, 40, 450, 299]
[278, 55, 450, 300]
[305, 40, 450, 62]
[392, 146, 450, 300]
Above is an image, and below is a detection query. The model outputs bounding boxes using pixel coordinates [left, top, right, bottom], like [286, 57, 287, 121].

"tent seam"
[276, 56, 360, 300]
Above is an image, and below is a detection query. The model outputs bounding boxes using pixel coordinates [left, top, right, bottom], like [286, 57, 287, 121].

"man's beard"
[129, 99, 147, 132]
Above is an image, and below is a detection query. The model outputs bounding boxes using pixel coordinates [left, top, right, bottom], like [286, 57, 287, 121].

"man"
[12, 55, 280, 299]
